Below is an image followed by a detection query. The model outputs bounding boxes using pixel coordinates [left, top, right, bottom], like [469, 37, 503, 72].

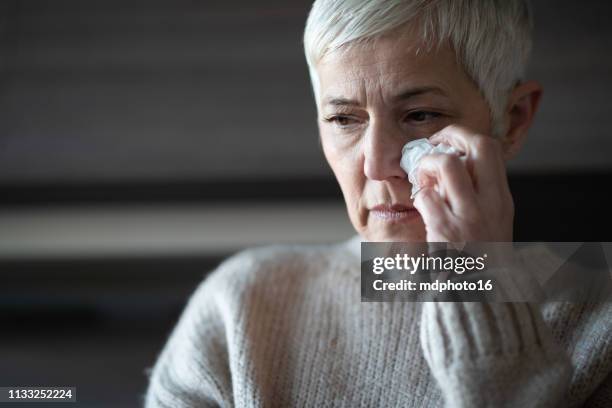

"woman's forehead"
[316, 38, 468, 106]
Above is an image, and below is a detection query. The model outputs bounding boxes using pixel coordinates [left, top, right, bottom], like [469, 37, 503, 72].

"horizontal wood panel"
[0, 0, 610, 184]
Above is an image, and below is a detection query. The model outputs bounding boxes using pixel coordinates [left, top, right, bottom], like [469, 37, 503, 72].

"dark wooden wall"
[0, 0, 611, 186]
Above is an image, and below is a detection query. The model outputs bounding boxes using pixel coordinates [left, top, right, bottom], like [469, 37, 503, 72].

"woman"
[145, 1, 611, 406]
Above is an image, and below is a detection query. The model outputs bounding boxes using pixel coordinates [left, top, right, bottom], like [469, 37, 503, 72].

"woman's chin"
[363, 222, 426, 242]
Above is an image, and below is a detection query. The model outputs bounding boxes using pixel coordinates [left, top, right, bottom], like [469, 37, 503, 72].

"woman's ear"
[501, 80, 543, 160]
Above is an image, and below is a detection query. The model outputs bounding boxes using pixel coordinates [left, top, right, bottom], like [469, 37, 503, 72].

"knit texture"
[145, 236, 612, 407]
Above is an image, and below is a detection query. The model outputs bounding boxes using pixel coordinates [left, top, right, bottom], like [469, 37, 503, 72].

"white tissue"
[400, 138, 461, 198]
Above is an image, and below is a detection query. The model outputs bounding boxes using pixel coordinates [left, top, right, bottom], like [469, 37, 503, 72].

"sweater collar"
[344, 234, 363, 258]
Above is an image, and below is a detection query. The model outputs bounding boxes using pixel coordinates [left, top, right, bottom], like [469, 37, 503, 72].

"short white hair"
[303, 0, 533, 137]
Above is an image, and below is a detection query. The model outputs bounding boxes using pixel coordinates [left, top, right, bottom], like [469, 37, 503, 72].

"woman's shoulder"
[145, 236, 362, 406]
[224, 235, 358, 272]
[195, 235, 362, 301]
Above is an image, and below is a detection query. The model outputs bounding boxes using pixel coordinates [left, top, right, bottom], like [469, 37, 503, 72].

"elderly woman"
[145, 0, 611, 407]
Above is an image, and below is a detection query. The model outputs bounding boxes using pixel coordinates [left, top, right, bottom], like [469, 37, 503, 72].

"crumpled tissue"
[399, 138, 462, 198]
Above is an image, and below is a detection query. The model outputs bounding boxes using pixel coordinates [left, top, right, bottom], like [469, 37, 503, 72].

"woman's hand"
[412, 125, 514, 242]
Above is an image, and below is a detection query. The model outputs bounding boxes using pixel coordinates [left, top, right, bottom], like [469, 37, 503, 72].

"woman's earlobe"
[501, 81, 543, 160]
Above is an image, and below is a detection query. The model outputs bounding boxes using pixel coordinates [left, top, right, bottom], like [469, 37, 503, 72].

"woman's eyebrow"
[392, 86, 449, 102]
[322, 86, 449, 108]
[322, 97, 361, 107]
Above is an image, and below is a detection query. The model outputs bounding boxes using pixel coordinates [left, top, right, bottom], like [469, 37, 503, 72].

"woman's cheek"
[320, 126, 368, 233]
[337, 157, 368, 234]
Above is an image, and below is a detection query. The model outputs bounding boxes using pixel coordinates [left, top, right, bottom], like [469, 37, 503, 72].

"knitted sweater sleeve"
[420, 302, 573, 408]
[144, 265, 236, 408]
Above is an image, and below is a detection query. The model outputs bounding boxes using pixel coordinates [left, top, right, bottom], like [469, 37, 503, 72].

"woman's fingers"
[416, 152, 479, 220]
[412, 125, 515, 241]
[413, 186, 447, 218]
[429, 125, 506, 195]
[413, 187, 453, 242]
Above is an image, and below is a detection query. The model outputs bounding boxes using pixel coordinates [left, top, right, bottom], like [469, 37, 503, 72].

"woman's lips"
[370, 204, 420, 222]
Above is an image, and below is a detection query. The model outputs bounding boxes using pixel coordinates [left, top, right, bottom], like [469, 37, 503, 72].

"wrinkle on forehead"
[315, 31, 476, 110]
[318, 47, 460, 106]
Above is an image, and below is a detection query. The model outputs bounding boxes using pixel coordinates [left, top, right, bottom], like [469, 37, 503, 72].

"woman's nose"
[363, 120, 408, 181]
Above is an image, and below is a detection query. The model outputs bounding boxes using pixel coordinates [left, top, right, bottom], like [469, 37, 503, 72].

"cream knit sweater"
[145, 236, 612, 407]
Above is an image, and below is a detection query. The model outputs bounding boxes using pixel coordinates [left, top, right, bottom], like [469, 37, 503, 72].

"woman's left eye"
[405, 111, 442, 123]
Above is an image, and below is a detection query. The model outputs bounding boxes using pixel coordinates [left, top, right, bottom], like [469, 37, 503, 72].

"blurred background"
[0, 0, 611, 406]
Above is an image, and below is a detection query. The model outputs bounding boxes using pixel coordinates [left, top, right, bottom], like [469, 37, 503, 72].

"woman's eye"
[405, 111, 442, 123]
[326, 115, 358, 128]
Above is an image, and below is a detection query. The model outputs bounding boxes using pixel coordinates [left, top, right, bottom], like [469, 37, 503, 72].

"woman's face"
[315, 34, 494, 242]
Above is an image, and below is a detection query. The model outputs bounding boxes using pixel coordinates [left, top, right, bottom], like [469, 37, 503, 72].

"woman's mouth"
[370, 204, 420, 222]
